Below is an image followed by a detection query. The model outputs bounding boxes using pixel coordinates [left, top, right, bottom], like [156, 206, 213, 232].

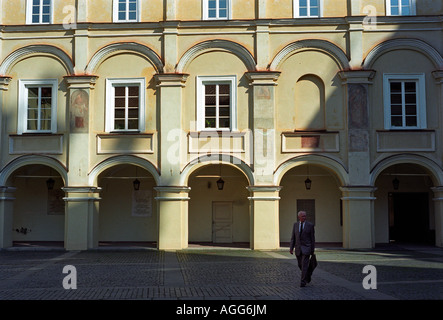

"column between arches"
[431, 187, 443, 248]
[0, 187, 17, 248]
[154, 186, 191, 250]
[247, 185, 282, 250]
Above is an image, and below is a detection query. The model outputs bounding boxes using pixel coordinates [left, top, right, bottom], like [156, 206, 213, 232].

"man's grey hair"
[298, 211, 307, 217]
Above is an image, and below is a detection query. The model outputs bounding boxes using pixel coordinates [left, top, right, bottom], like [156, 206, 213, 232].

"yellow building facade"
[1, 0, 443, 251]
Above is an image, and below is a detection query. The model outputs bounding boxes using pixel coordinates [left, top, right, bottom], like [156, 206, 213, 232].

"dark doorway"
[389, 192, 433, 244]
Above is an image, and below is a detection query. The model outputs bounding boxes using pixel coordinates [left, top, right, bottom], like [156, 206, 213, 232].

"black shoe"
[306, 275, 311, 283]
[300, 282, 306, 287]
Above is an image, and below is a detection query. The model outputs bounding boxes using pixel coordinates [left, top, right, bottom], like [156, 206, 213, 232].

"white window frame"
[105, 78, 146, 133]
[386, 0, 416, 16]
[18, 79, 58, 134]
[294, 0, 323, 18]
[383, 73, 426, 130]
[26, 0, 53, 25]
[203, 0, 232, 20]
[113, 0, 141, 23]
[196, 76, 237, 132]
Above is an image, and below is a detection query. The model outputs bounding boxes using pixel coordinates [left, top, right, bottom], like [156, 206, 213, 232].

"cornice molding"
[154, 73, 189, 87]
[0, 76, 12, 91]
[246, 71, 281, 86]
[338, 70, 376, 84]
[64, 75, 98, 89]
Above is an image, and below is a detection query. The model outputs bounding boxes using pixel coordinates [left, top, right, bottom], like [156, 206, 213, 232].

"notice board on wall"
[132, 189, 152, 217]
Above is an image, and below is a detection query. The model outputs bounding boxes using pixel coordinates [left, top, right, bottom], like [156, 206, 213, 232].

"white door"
[212, 202, 233, 243]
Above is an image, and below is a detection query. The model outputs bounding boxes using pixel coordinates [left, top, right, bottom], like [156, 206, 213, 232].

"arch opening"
[97, 163, 157, 248]
[8, 164, 65, 248]
[374, 163, 436, 245]
[279, 164, 343, 247]
[188, 163, 250, 248]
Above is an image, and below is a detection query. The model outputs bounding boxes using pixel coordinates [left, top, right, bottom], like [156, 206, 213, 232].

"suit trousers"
[296, 254, 311, 285]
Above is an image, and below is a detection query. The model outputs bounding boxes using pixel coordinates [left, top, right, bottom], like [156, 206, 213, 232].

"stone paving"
[0, 244, 442, 302]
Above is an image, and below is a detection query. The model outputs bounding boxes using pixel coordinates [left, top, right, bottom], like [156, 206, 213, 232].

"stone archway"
[373, 160, 440, 245]
[187, 162, 250, 247]
[7, 164, 66, 247]
[279, 163, 343, 247]
[96, 163, 158, 246]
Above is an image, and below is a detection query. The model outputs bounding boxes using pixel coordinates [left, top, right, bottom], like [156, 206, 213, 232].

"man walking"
[290, 211, 315, 287]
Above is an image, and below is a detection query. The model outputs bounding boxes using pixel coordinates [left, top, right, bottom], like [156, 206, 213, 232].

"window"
[386, 0, 416, 16]
[113, 0, 140, 22]
[383, 74, 426, 129]
[197, 76, 237, 131]
[203, 0, 231, 20]
[106, 78, 146, 132]
[18, 79, 58, 134]
[26, 0, 52, 24]
[294, 0, 321, 18]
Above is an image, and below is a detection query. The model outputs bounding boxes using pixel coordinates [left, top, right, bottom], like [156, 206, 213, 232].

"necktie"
[300, 222, 303, 235]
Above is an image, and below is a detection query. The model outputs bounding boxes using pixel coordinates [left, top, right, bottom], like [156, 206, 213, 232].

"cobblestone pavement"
[0, 244, 442, 302]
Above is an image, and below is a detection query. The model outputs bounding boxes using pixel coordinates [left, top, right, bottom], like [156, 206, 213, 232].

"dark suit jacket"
[290, 221, 315, 256]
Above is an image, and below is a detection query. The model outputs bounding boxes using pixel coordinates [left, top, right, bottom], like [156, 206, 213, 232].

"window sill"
[377, 129, 433, 132]
[99, 131, 155, 136]
[11, 133, 61, 137]
[189, 130, 245, 137]
[113, 20, 140, 23]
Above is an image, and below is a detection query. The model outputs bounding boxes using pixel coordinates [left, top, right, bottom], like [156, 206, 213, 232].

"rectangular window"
[197, 76, 236, 131]
[386, 0, 416, 16]
[106, 79, 145, 132]
[204, 84, 231, 129]
[383, 74, 426, 130]
[18, 80, 58, 134]
[113, 0, 140, 22]
[294, 0, 321, 18]
[203, 0, 231, 20]
[26, 0, 52, 24]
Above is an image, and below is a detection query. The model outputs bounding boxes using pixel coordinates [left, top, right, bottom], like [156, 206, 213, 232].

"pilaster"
[256, 0, 266, 19]
[349, 0, 363, 15]
[163, 22, 179, 73]
[62, 76, 99, 251]
[63, 187, 101, 250]
[255, 22, 270, 71]
[73, 27, 89, 74]
[432, 71, 443, 153]
[0, 76, 11, 167]
[154, 73, 189, 250]
[165, 0, 177, 21]
[432, 187, 443, 247]
[346, 17, 365, 69]
[246, 71, 280, 185]
[154, 73, 188, 186]
[0, 187, 16, 248]
[338, 70, 375, 186]
[340, 186, 377, 249]
[247, 186, 282, 250]
[76, 0, 88, 23]
[64, 75, 97, 186]
[154, 186, 191, 250]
